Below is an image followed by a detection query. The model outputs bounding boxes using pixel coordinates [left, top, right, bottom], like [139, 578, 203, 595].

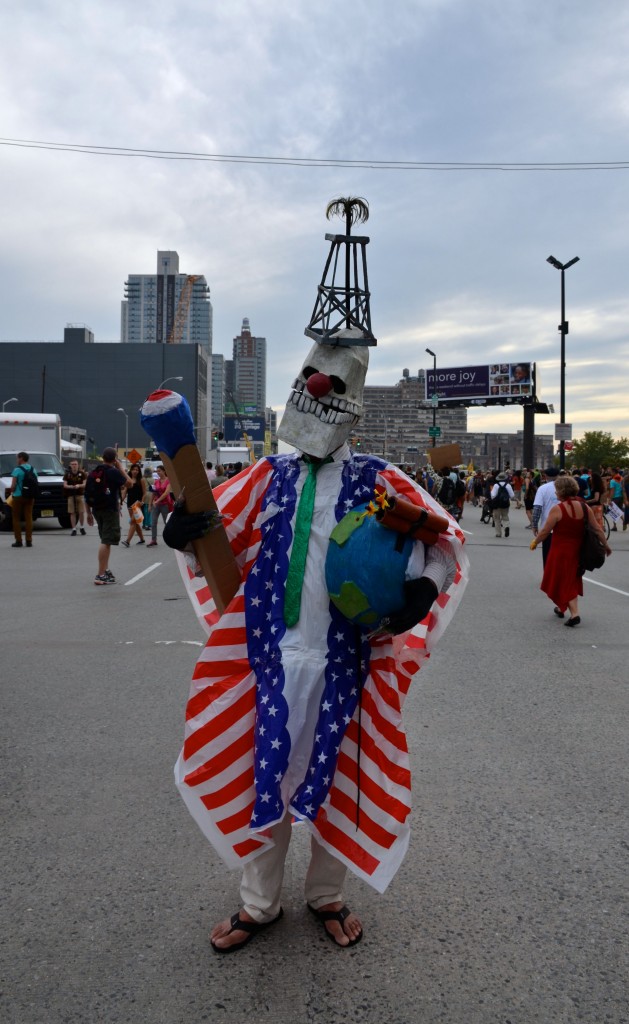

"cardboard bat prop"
[140, 390, 241, 614]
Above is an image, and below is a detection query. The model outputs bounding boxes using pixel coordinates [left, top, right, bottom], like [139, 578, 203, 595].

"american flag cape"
[174, 452, 468, 893]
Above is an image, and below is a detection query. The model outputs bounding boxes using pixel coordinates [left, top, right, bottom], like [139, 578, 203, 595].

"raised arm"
[531, 504, 560, 547]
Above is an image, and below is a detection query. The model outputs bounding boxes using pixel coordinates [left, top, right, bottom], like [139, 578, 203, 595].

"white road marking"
[583, 576, 629, 598]
[116, 639, 204, 646]
[155, 639, 204, 646]
[124, 562, 162, 585]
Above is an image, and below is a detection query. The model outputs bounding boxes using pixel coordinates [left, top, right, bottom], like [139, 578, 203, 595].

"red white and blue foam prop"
[140, 389, 196, 459]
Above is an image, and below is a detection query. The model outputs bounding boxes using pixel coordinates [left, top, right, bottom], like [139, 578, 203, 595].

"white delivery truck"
[209, 445, 252, 468]
[0, 413, 72, 530]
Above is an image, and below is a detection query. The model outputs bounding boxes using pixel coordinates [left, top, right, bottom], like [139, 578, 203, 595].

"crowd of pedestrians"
[401, 460, 625, 629]
[397, 462, 629, 536]
[7, 448, 629, 605]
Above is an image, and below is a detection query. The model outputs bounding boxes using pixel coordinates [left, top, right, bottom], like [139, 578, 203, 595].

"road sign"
[127, 448, 142, 464]
[554, 423, 572, 441]
[428, 426, 442, 437]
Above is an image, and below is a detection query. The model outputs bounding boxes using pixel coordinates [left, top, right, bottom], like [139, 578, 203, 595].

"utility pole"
[547, 255, 580, 470]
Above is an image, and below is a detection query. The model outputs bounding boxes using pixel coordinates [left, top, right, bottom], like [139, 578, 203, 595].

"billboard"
[425, 362, 535, 405]
[223, 414, 266, 442]
[226, 401, 258, 415]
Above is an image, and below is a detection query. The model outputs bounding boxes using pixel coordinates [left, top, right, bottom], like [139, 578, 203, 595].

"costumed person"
[158, 198, 469, 953]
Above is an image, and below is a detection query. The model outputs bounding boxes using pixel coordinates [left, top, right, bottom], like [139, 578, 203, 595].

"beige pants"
[493, 506, 509, 536]
[240, 814, 347, 923]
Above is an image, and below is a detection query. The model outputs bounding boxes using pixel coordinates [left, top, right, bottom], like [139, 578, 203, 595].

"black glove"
[162, 500, 221, 551]
[380, 577, 439, 636]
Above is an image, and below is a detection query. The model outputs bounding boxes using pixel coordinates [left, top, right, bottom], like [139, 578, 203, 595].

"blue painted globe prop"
[325, 502, 414, 626]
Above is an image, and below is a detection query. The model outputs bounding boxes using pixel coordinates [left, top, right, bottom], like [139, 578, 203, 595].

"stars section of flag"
[246, 458, 300, 828]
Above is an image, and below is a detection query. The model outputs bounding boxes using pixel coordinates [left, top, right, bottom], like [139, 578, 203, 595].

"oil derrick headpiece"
[305, 197, 376, 347]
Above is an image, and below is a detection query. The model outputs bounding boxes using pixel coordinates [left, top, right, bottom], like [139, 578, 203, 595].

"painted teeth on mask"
[289, 387, 359, 422]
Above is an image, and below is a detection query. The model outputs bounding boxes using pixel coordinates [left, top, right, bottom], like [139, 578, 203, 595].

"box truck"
[0, 413, 72, 530]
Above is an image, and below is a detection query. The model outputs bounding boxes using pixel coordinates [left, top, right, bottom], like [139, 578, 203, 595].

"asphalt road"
[1, 506, 628, 1024]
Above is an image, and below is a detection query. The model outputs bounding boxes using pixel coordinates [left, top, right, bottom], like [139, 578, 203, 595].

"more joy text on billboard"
[425, 362, 535, 404]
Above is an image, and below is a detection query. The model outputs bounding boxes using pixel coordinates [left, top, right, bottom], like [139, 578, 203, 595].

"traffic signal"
[355, 437, 361, 447]
[213, 430, 224, 443]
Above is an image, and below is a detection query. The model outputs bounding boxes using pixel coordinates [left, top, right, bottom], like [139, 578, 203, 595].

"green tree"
[569, 431, 629, 470]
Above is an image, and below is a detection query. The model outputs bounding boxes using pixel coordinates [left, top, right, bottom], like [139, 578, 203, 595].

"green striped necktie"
[284, 456, 332, 627]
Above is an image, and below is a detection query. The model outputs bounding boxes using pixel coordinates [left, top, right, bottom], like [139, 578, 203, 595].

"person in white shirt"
[532, 467, 560, 564]
[490, 472, 515, 538]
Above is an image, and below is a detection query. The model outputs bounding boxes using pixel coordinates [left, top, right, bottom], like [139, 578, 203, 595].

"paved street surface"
[1, 506, 628, 1024]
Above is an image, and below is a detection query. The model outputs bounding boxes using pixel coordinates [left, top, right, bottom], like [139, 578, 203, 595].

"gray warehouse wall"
[0, 336, 208, 454]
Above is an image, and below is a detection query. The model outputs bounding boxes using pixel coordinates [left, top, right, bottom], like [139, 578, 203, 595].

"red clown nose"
[306, 372, 332, 398]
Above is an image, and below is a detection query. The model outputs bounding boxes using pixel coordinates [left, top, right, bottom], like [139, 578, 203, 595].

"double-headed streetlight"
[158, 375, 183, 389]
[426, 348, 437, 447]
[116, 407, 129, 460]
[546, 255, 580, 469]
[2, 397, 18, 411]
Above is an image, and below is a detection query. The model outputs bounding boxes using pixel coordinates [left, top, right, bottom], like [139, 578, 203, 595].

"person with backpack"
[9, 451, 38, 548]
[85, 446, 133, 585]
[437, 467, 457, 508]
[490, 471, 514, 538]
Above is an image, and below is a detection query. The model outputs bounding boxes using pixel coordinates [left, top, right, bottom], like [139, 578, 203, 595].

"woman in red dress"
[530, 474, 611, 627]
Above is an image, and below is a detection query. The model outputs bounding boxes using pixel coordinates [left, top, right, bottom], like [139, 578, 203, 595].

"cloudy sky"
[1, 0, 629, 439]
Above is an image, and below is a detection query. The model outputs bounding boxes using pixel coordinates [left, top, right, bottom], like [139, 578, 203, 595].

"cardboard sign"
[426, 443, 463, 472]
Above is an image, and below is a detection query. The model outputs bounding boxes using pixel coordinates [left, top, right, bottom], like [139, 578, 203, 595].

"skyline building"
[211, 353, 225, 432]
[361, 369, 552, 469]
[121, 250, 213, 350]
[228, 317, 266, 414]
[362, 369, 468, 465]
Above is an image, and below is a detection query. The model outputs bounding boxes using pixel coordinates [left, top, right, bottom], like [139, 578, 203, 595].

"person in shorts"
[63, 458, 87, 535]
[85, 447, 132, 585]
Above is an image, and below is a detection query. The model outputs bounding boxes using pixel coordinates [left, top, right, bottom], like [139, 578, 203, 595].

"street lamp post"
[426, 348, 437, 447]
[546, 255, 580, 470]
[158, 375, 183, 389]
[116, 407, 129, 461]
[2, 397, 18, 411]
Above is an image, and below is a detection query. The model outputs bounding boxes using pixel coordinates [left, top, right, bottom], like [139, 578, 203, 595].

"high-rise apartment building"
[211, 353, 225, 431]
[121, 250, 213, 350]
[229, 318, 266, 413]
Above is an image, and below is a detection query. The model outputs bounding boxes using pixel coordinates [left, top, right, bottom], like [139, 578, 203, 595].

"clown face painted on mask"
[277, 338, 369, 459]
